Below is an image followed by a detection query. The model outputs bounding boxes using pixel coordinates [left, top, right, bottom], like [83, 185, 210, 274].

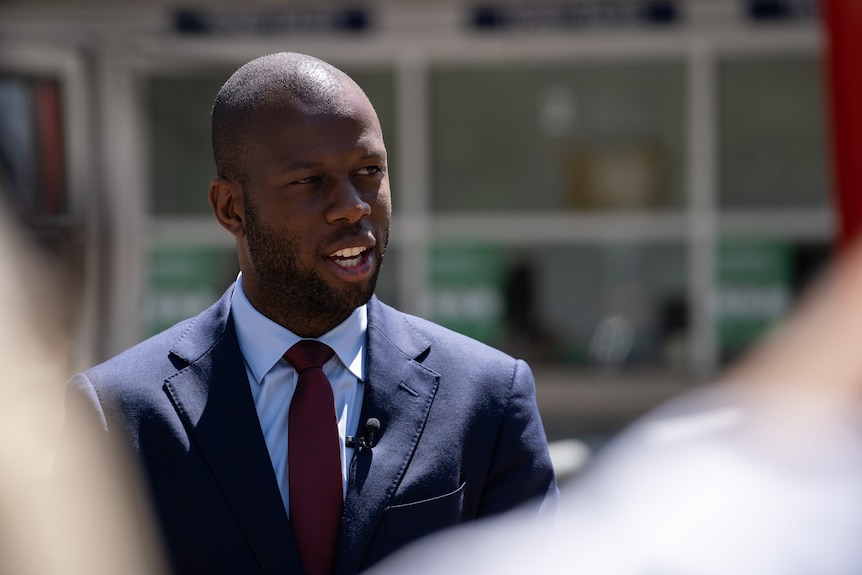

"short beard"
[243, 192, 386, 333]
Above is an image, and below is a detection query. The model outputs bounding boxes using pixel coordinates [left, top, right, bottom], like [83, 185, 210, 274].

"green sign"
[427, 242, 505, 345]
[717, 239, 791, 353]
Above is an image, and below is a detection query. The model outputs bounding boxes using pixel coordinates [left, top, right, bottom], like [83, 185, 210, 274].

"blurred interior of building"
[0, 0, 834, 447]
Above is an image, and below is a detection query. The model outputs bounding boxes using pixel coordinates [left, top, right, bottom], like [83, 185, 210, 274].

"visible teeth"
[331, 247, 365, 258]
[330, 246, 367, 268]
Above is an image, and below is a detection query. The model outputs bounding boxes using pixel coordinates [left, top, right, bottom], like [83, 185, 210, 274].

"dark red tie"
[285, 340, 342, 575]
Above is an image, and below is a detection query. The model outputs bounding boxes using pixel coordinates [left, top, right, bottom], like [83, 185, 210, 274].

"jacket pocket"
[383, 481, 467, 541]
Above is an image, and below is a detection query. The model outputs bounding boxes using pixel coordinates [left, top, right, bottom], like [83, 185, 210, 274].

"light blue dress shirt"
[230, 274, 366, 517]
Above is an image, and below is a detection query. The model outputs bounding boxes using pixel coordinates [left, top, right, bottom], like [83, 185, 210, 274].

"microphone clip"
[345, 417, 380, 449]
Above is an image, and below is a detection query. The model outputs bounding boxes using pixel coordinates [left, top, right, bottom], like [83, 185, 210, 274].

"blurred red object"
[823, 0, 862, 249]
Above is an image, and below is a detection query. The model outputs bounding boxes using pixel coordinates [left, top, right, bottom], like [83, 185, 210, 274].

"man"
[61, 52, 557, 575]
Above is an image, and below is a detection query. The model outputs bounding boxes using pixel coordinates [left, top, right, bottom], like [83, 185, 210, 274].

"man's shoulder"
[83, 316, 198, 385]
[84, 286, 235, 385]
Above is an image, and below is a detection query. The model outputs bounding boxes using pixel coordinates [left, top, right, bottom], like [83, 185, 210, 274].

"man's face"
[238, 87, 391, 335]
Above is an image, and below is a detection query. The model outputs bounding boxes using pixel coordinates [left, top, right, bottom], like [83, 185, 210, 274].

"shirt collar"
[231, 273, 367, 384]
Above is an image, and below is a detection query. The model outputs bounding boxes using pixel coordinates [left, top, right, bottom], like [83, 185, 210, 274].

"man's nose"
[325, 178, 372, 224]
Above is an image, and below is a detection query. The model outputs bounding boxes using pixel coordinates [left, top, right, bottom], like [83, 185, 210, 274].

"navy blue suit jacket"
[63, 286, 557, 574]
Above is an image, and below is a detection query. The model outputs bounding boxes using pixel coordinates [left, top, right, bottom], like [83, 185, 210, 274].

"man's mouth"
[329, 246, 368, 268]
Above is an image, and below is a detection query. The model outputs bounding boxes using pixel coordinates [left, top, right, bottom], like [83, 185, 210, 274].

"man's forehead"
[250, 83, 377, 126]
[243, 97, 385, 156]
[254, 78, 367, 117]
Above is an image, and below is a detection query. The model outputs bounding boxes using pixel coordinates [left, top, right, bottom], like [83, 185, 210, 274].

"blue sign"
[174, 7, 371, 36]
[747, 0, 818, 22]
[470, 0, 678, 31]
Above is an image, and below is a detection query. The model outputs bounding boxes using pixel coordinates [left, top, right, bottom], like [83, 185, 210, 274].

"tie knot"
[284, 340, 335, 373]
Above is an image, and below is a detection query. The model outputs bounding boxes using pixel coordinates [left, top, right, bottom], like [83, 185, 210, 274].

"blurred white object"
[555, 385, 862, 575]
[547, 438, 591, 484]
[0, 201, 166, 575]
[369, 384, 862, 575]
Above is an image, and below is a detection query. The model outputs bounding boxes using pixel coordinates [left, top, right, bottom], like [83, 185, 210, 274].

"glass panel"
[147, 72, 227, 215]
[430, 59, 686, 213]
[718, 54, 829, 208]
[147, 67, 396, 215]
[425, 241, 690, 370]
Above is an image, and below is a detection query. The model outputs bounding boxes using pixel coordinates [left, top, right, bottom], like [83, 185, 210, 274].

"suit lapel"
[163, 287, 302, 575]
[335, 298, 440, 575]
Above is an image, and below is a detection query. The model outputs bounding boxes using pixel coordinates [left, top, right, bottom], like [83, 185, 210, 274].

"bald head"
[211, 52, 369, 185]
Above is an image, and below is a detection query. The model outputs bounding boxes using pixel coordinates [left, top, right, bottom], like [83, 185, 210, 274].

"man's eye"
[293, 176, 320, 185]
[357, 166, 384, 176]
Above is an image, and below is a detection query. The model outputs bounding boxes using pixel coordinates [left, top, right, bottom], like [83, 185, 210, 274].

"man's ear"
[209, 176, 245, 238]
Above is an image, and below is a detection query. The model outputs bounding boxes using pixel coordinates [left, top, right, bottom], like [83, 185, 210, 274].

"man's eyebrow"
[275, 149, 386, 173]
[359, 148, 387, 161]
